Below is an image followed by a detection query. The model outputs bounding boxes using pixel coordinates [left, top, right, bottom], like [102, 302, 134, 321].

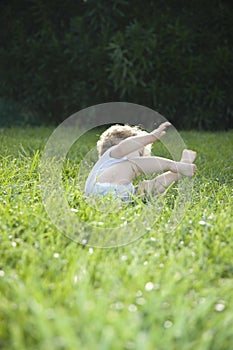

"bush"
[0, 0, 232, 129]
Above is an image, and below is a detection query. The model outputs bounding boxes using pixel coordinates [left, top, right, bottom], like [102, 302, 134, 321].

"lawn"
[0, 127, 232, 350]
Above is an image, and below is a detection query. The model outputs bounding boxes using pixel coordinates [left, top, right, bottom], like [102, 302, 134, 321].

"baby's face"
[127, 148, 145, 159]
[143, 148, 151, 157]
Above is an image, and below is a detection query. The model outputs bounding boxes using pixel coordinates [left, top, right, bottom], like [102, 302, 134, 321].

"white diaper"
[92, 182, 135, 201]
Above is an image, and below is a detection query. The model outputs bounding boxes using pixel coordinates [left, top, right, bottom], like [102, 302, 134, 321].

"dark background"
[0, 0, 232, 129]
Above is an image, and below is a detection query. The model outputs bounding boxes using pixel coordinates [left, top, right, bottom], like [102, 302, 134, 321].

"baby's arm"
[110, 122, 171, 158]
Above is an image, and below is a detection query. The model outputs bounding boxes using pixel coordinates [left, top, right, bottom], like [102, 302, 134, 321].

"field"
[0, 127, 232, 350]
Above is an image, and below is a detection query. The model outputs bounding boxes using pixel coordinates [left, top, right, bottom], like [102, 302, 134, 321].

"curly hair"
[97, 124, 152, 157]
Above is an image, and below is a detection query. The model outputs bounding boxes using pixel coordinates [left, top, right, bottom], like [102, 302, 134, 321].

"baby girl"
[85, 122, 197, 201]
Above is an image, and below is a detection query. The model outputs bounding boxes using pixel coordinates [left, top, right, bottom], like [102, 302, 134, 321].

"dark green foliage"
[0, 0, 232, 129]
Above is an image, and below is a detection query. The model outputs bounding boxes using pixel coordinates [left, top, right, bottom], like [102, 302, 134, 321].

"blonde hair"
[97, 124, 152, 157]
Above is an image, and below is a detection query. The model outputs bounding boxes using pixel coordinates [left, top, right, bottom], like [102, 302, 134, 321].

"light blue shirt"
[85, 146, 135, 200]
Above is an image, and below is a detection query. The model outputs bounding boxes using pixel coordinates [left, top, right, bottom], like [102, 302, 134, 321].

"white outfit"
[85, 147, 135, 201]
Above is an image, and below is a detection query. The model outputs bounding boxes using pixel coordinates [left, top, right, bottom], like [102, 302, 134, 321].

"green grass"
[0, 127, 233, 350]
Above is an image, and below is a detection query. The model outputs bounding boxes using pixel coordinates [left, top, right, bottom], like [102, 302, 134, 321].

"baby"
[85, 122, 197, 201]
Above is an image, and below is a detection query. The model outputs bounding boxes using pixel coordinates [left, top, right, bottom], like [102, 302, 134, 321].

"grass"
[0, 127, 232, 350]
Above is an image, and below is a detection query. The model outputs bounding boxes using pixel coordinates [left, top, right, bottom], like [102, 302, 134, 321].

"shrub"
[0, 0, 232, 129]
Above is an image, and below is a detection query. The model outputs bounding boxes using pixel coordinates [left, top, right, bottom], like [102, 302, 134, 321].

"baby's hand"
[150, 122, 171, 140]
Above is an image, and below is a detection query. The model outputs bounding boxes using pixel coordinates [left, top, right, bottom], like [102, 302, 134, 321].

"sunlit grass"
[0, 127, 232, 349]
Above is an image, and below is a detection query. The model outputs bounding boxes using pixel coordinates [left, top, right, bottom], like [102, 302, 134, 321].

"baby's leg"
[129, 155, 196, 178]
[137, 150, 196, 196]
[156, 150, 197, 190]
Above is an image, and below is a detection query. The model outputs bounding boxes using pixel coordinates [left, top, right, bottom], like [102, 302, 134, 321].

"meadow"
[0, 127, 232, 350]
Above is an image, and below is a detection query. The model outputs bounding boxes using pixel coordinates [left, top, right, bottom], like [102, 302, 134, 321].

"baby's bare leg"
[155, 149, 197, 191]
[137, 150, 196, 196]
[129, 155, 196, 178]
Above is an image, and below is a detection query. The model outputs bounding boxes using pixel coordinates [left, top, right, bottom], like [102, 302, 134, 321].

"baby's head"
[97, 124, 152, 157]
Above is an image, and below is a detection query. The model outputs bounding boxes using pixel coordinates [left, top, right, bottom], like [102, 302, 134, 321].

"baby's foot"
[181, 149, 197, 164]
[174, 162, 197, 177]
